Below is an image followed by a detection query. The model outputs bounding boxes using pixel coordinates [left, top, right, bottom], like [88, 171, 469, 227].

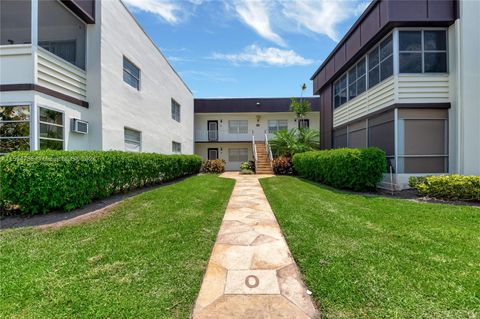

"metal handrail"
[252, 135, 258, 162]
[264, 133, 274, 168]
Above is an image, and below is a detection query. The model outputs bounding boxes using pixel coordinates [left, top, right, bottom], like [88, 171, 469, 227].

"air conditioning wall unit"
[71, 118, 89, 134]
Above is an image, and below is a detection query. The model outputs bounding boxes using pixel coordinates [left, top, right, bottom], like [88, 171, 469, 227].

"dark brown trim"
[0, 84, 89, 108]
[332, 102, 450, 129]
[60, 0, 95, 24]
[195, 97, 320, 113]
[311, 0, 458, 94]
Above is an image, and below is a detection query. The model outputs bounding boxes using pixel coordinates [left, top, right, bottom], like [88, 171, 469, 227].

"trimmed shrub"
[200, 159, 225, 174]
[0, 150, 202, 214]
[409, 174, 480, 201]
[272, 156, 294, 175]
[240, 161, 255, 172]
[293, 147, 386, 191]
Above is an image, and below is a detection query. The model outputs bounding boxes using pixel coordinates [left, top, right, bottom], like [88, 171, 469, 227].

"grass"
[260, 176, 480, 319]
[0, 175, 235, 319]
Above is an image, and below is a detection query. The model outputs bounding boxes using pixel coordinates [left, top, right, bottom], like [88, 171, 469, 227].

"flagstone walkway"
[192, 173, 318, 319]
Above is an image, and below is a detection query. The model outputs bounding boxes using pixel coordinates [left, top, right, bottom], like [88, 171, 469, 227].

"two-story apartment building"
[194, 98, 320, 171]
[311, 0, 480, 189]
[0, 0, 193, 155]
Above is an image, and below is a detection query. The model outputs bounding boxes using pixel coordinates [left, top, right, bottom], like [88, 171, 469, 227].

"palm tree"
[270, 128, 320, 157]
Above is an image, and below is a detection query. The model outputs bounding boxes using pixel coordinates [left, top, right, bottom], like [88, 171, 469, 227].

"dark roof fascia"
[194, 97, 320, 113]
[60, 0, 95, 24]
[310, 0, 380, 80]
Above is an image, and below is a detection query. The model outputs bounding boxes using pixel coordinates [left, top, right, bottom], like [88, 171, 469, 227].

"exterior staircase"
[255, 142, 274, 174]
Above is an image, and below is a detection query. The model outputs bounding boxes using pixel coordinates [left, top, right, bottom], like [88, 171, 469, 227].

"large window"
[171, 99, 181, 122]
[347, 58, 366, 101]
[123, 57, 140, 90]
[124, 128, 141, 152]
[399, 30, 447, 73]
[39, 107, 64, 150]
[228, 120, 248, 134]
[172, 141, 181, 154]
[0, 105, 30, 154]
[38, 0, 86, 69]
[268, 120, 288, 133]
[228, 148, 248, 162]
[0, 1, 31, 45]
[368, 34, 393, 88]
[334, 34, 393, 109]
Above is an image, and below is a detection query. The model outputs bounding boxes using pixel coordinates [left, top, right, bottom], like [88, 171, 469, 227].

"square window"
[424, 31, 447, 51]
[399, 31, 422, 51]
[424, 52, 447, 73]
[0, 105, 31, 154]
[399, 52, 422, 73]
[124, 128, 141, 152]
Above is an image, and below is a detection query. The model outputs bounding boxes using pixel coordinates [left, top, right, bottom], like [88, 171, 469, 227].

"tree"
[269, 128, 320, 157]
[289, 83, 311, 120]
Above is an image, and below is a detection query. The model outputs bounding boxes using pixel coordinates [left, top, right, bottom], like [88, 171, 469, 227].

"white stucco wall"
[455, 0, 480, 175]
[195, 142, 254, 171]
[0, 90, 92, 150]
[98, 0, 194, 154]
[194, 112, 320, 142]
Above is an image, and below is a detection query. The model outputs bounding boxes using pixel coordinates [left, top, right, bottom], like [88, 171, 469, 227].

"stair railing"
[264, 133, 274, 168]
[252, 134, 258, 162]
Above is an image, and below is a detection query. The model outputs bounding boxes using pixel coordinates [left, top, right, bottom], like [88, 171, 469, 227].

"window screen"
[123, 57, 140, 90]
[172, 141, 181, 154]
[0, 105, 30, 154]
[124, 128, 141, 152]
[268, 120, 288, 133]
[228, 120, 248, 134]
[171, 99, 181, 122]
[228, 148, 248, 162]
[39, 107, 64, 150]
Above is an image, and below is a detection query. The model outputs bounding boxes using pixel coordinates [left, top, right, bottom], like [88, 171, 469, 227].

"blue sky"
[124, 0, 370, 98]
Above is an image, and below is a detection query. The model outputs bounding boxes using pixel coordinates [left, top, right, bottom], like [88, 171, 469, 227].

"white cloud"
[212, 44, 314, 67]
[123, 0, 182, 24]
[280, 0, 370, 42]
[233, 0, 286, 47]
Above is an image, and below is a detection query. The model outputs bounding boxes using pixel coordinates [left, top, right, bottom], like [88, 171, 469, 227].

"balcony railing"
[195, 130, 251, 142]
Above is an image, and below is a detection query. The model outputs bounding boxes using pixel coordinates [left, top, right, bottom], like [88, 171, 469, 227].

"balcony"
[0, 0, 87, 102]
[195, 130, 251, 143]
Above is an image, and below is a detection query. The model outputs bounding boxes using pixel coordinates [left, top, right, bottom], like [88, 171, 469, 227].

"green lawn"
[0, 175, 235, 319]
[260, 176, 480, 319]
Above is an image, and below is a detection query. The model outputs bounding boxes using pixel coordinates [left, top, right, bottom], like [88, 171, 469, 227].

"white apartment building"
[0, 0, 193, 155]
[194, 98, 320, 171]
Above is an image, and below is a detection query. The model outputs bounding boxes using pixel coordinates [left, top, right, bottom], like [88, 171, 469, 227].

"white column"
[31, 0, 38, 85]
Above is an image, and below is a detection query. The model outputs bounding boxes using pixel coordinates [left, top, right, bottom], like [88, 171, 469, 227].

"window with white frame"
[368, 34, 393, 89]
[172, 141, 181, 154]
[228, 120, 248, 134]
[347, 58, 367, 101]
[39, 107, 64, 150]
[124, 128, 141, 152]
[399, 30, 447, 73]
[228, 148, 248, 162]
[0, 105, 30, 154]
[171, 99, 181, 122]
[123, 57, 140, 90]
[268, 120, 288, 133]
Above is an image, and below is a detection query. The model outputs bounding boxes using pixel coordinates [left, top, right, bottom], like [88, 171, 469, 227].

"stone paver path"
[192, 173, 318, 319]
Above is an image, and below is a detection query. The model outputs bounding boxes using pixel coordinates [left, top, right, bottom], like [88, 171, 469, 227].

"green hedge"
[293, 148, 386, 191]
[409, 175, 480, 201]
[0, 151, 202, 214]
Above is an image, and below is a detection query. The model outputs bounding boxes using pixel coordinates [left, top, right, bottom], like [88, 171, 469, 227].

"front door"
[208, 120, 218, 141]
[208, 148, 219, 160]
